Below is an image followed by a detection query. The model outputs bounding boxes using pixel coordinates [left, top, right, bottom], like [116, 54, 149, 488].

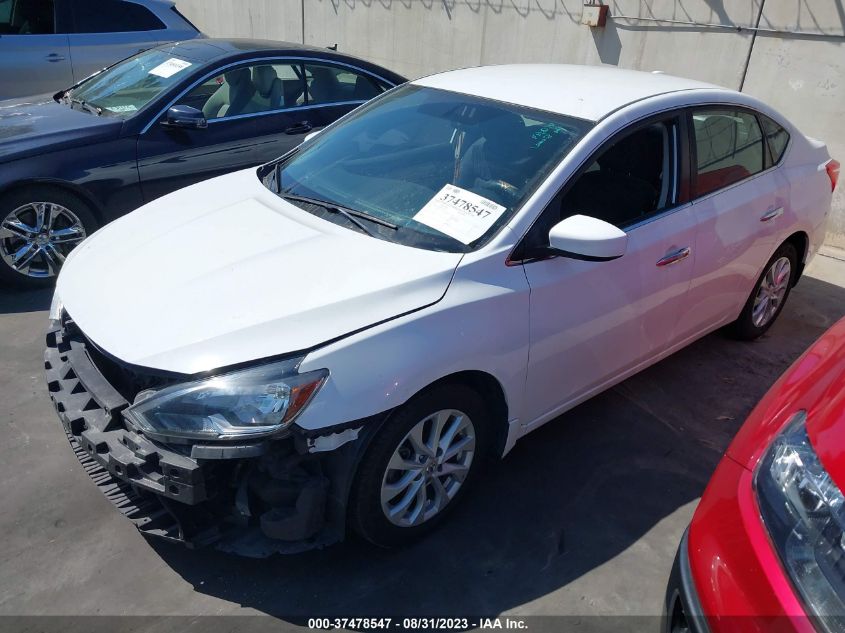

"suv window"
[0, 0, 54, 34]
[182, 62, 306, 120]
[72, 0, 165, 33]
[692, 108, 765, 197]
[303, 62, 387, 106]
[559, 119, 676, 228]
[759, 114, 790, 165]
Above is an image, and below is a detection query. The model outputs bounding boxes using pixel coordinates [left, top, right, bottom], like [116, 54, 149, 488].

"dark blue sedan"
[0, 38, 405, 287]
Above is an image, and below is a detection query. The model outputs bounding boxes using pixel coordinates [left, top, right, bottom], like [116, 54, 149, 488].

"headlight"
[124, 359, 328, 442]
[755, 411, 845, 630]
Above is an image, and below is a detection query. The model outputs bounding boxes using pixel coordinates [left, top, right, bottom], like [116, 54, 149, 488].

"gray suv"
[0, 0, 201, 100]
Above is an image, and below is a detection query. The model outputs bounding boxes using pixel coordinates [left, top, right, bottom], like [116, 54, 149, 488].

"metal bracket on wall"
[581, 2, 608, 28]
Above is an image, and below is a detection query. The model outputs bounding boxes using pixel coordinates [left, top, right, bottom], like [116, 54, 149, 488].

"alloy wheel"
[380, 409, 476, 527]
[752, 256, 791, 328]
[0, 202, 87, 278]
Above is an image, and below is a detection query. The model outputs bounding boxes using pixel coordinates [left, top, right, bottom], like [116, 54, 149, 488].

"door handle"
[760, 207, 784, 222]
[45, 53, 66, 62]
[285, 121, 313, 135]
[656, 246, 691, 267]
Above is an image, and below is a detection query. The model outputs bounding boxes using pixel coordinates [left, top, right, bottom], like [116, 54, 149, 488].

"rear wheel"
[349, 383, 491, 547]
[729, 242, 797, 340]
[0, 187, 97, 288]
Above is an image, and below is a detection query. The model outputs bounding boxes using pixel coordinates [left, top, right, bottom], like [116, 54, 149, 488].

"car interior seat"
[693, 116, 753, 196]
[202, 68, 256, 119]
[353, 76, 381, 101]
[561, 125, 664, 226]
[281, 79, 305, 107]
[251, 65, 283, 111]
[308, 67, 342, 104]
[455, 112, 532, 190]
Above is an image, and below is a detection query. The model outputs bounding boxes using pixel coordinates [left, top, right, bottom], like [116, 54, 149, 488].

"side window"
[759, 114, 790, 165]
[0, 0, 54, 34]
[692, 108, 765, 197]
[302, 62, 387, 106]
[558, 119, 677, 228]
[181, 62, 305, 120]
[72, 0, 165, 33]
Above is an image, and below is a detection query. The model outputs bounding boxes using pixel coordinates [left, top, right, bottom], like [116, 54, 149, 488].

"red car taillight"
[826, 159, 840, 192]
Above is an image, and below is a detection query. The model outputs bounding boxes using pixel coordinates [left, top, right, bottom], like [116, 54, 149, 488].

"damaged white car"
[45, 64, 835, 555]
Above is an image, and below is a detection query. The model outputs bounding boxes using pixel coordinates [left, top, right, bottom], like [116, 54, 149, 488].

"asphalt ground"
[1, 252, 844, 632]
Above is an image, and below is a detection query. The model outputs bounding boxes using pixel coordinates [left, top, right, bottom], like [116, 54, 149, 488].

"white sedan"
[46, 64, 837, 553]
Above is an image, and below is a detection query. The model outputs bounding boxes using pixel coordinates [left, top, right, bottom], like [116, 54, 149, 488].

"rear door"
[520, 112, 698, 428]
[0, 0, 72, 99]
[676, 107, 786, 340]
[64, 0, 167, 83]
[251, 60, 392, 164]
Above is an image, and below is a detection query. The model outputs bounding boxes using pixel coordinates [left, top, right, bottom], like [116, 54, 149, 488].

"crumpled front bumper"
[44, 317, 382, 557]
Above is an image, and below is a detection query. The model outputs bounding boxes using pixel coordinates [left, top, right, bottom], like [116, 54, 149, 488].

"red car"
[664, 316, 845, 633]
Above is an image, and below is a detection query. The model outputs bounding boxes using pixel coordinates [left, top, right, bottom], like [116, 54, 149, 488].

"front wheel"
[0, 187, 97, 288]
[729, 242, 797, 340]
[349, 384, 491, 547]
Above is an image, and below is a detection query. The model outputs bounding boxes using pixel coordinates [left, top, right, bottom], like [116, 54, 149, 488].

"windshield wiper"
[280, 192, 398, 235]
[70, 97, 102, 116]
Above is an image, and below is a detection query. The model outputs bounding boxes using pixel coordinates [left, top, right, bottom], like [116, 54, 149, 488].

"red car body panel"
[684, 317, 845, 633]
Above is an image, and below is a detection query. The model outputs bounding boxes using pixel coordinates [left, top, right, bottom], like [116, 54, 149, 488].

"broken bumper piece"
[44, 318, 384, 557]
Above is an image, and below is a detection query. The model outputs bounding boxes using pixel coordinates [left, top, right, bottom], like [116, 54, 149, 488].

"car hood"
[57, 169, 463, 375]
[0, 96, 122, 161]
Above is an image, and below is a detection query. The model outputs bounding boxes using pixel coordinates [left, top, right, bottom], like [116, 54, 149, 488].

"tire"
[349, 383, 492, 547]
[729, 241, 798, 340]
[0, 187, 98, 289]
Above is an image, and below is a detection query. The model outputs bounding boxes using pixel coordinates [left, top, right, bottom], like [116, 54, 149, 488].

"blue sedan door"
[136, 66, 262, 204]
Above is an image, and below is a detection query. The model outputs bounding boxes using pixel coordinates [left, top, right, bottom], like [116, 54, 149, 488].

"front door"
[520, 113, 698, 428]
[136, 64, 264, 203]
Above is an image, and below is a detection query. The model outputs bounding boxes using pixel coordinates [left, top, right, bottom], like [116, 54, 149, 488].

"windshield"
[68, 50, 198, 118]
[264, 85, 591, 252]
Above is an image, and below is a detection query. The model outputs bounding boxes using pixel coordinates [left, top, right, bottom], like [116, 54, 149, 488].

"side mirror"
[163, 105, 207, 129]
[548, 214, 628, 261]
[303, 129, 321, 143]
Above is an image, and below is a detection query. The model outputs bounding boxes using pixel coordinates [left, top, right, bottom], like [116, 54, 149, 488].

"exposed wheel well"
[783, 231, 809, 285]
[414, 370, 510, 459]
[0, 180, 104, 226]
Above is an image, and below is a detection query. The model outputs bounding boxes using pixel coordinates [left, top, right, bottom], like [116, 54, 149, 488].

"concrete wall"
[176, 0, 845, 249]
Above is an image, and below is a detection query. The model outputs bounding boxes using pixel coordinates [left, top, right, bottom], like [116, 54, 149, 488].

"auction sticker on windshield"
[413, 184, 507, 244]
[149, 58, 192, 78]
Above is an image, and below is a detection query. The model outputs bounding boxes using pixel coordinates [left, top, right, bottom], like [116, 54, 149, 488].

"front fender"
[295, 248, 530, 455]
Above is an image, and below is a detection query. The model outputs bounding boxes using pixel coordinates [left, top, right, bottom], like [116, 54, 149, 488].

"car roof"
[153, 38, 333, 63]
[413, 64, 727, 121]
[150, 38, 407, 84]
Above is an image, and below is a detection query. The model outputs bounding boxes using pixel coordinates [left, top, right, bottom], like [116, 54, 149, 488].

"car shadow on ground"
[150, 274, 845, 621]
[0, 286, 52, 314]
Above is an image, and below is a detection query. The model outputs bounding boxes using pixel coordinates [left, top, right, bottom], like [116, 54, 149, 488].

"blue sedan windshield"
[69, 50, 197, 118]
[268, 85, 592, 252]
